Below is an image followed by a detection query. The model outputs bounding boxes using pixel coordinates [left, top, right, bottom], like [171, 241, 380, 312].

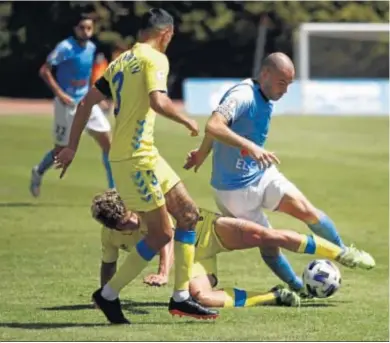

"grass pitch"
[0, 115, 388, 341]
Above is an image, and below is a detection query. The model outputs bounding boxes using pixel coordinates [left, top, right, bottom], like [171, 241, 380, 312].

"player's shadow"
[0, 322, 108, 330]
[41, 300, 169, 316]
[299, 299, 352, 308]
[0, 319, 210, 329]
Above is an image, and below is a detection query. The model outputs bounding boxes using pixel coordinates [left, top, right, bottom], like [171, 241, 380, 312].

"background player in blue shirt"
[30, 13, 114, 197]
[185, 52, 374, 297]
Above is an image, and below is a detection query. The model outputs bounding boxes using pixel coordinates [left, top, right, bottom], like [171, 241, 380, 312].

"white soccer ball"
[302, 259, 342, 298]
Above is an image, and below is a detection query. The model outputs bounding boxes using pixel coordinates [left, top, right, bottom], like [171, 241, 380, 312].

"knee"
[280, 194, 319, 223]
[191, 289, 212, 307]
[176, 205, 200, 229]
[260, 235, 281, 256]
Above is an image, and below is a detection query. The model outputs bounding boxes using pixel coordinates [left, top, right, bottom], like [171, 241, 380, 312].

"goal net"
[294, 23, 389, 115]
[296, 23, 389, 80]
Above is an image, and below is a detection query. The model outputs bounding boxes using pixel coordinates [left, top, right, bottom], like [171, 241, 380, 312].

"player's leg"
[30, 98, 71, 197]
[214, 216, 375, 269]
[261, 165, 344, 248]
[92, 166, 171, 324]
[213, 184, 304, 292]
[86, 105, 115, 189]
[263, 165, 374, 267]
[189, 259, 300, 308]
[164, 182, 219, 318]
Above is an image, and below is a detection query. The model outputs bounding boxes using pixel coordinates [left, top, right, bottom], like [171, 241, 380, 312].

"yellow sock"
[297, 234, 343, 260]
[223, 288, 278, 308]
[108, 239, 154, 293]
[173, 230, 196, 291]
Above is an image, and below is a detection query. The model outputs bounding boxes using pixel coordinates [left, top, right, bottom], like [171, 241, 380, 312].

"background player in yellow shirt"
[92, 190, 374, 313]
[56, 8, 217, 324]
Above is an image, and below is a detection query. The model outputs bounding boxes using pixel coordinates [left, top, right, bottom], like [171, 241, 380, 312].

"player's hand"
[143, 273, 168, 287]
[59, 93, 75, 107]
[243, 143, 280, 170]
[54, 147, 76, 179]
[184, 118, 199, 137]
[183, 148, 206, 172]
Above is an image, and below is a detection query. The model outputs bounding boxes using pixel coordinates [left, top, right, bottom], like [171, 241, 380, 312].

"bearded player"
[30, 13, 114, 198]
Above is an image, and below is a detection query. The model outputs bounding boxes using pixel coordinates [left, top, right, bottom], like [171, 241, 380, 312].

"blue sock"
[102, 152, 115, 189]
[37, 149, 55, 175]
[308, 211, 345, 248]
[262, 253, 303, 291]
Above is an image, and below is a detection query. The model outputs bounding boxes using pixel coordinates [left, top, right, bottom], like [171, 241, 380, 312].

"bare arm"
[157, 234, 174, 277]
[149, 91, 198, 135]
[205, 112, 255, 151]
[198, 133, 214, 157]
[39, 63, 73, 104]
[143, 232, 174, 286]
[100, 261, 117, 286]
[67, 87, 107, 151]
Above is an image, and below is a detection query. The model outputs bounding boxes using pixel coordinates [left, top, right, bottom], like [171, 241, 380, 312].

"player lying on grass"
[92, 190, 374, 314]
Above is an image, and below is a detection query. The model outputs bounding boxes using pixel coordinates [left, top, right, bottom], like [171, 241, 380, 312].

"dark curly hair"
[91, 190, 127, 229]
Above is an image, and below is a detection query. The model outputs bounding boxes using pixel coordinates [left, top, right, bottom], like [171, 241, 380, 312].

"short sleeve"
[145, 53, 169, 94]
[214, 87, 252, 124]
[101, 227, 119, 263]
[46, 41, 71, 66]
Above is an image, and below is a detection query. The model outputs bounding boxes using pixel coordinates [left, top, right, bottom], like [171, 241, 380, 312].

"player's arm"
[68, 74, 110, 152]
[39, 44, 74, 106]
[144, 232, 174, 287]
[55, 78, 110, 175]
[158, 233, 174, 278]
[146, 56, 199, 135]
[183, 133, 214, 171]
[206, 94, 280, 167]
[205, 95, 255, 151]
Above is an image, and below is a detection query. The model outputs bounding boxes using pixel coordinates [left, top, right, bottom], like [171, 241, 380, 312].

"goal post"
[293, 23, 389, 115]
[296, 22, 389, 81]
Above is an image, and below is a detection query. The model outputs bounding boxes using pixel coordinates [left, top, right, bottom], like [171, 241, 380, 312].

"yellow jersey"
[103, 42, 169, 169]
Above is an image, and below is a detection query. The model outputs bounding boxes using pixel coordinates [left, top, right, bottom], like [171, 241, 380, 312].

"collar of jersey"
[252, 79, 269, 102]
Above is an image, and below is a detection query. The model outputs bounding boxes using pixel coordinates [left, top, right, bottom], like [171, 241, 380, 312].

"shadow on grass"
[0, 322, 108, 329]
[0, 319, 212, 330]
[41, 300, 169, 316]
[299, 299, 352, 308]
[0, 202, 85, 208]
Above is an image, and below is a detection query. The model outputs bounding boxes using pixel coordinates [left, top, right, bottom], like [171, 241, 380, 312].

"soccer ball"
[302, 259, 342, 298]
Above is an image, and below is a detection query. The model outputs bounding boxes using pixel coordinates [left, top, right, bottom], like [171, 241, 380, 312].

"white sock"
[101, 284, 118, 301]
[172, 290, 190, 302]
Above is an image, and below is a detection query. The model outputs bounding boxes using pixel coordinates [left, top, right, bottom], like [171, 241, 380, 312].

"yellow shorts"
[111, 155, 180, 212]
[191, 209, 229, 280]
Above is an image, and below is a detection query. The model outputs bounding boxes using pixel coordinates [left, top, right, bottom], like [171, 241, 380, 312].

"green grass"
[0, 115, 388, 341]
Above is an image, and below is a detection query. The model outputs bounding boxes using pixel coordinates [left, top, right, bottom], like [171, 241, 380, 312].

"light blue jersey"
[211, 79, 273, 191]
[47, 36, 96, 103]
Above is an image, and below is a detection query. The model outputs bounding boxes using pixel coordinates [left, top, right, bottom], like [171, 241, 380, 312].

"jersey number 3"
[112, 71, 124, 116]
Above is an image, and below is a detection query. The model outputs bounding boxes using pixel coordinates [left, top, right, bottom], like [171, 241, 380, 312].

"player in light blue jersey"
[185, 52, 375, 298]
[30, 13, 114, 197]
